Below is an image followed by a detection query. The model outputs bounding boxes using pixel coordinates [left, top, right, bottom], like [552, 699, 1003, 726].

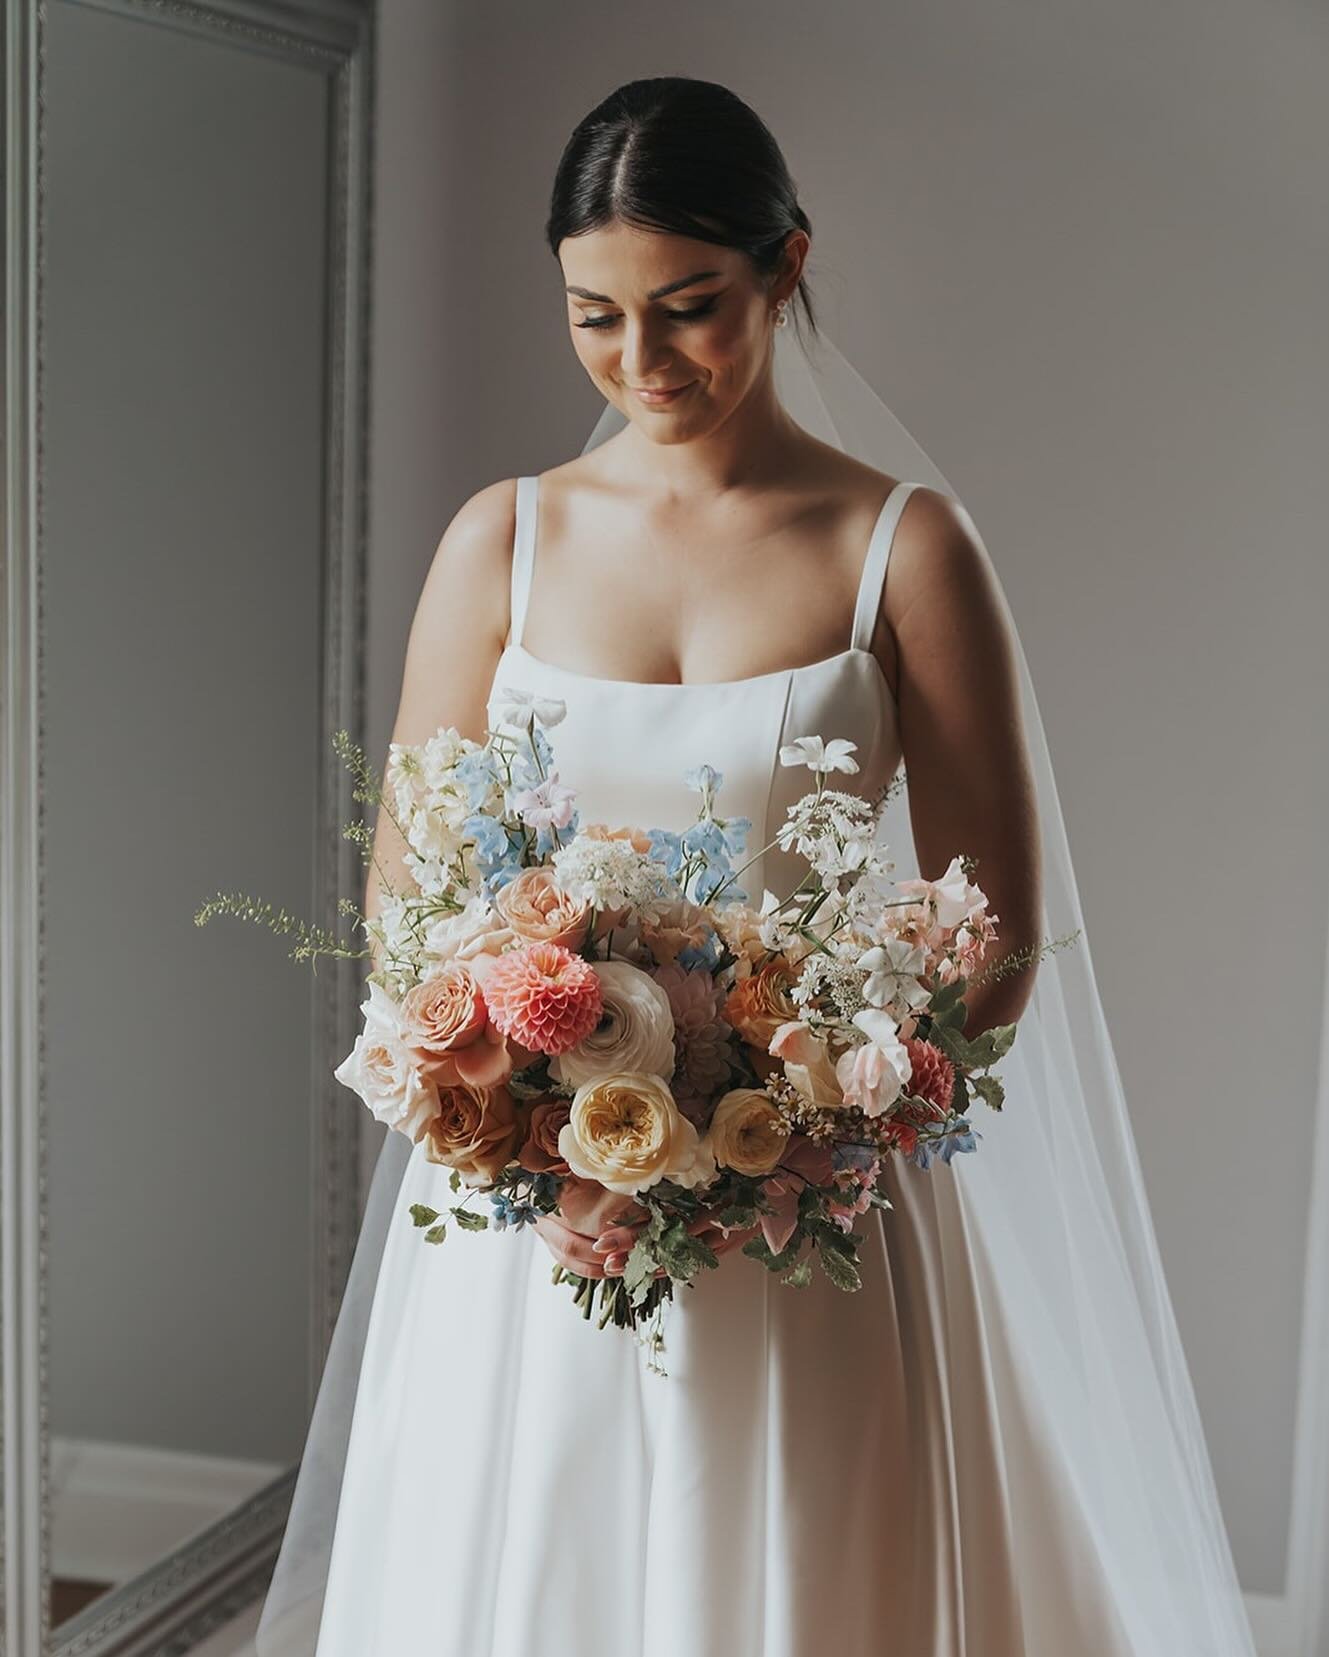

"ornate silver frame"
[1, 0, 375, 1649]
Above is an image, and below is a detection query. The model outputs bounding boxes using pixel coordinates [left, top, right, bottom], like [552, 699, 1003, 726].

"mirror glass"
[40, 0, 333, 1629]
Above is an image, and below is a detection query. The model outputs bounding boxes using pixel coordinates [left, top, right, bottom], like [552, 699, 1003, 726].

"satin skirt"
[309, 1131, 1133, 1657]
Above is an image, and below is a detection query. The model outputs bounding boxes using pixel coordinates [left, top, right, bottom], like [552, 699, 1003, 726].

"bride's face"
[559, 222, 790, 442]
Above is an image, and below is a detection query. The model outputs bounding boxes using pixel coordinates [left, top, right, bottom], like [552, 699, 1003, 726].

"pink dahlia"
[899, 1037, 955, 1122]
[482, 941, 603, 1056]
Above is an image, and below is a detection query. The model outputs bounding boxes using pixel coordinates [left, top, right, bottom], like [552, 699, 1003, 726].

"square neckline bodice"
[501, 473, 918, 702]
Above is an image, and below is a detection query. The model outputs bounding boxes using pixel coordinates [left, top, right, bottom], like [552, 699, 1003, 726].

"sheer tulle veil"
[256, 321, 1258, 1653]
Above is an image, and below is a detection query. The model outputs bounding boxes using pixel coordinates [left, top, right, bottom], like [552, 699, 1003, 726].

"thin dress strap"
[849, 480, 916, 653]
[509, 474, 539, 648]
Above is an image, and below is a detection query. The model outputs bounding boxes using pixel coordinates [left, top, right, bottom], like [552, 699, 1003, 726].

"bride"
[257, 75, 1258, 1656]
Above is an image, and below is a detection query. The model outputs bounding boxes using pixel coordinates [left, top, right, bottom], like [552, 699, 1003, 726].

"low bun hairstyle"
[546, 76, 818, 340]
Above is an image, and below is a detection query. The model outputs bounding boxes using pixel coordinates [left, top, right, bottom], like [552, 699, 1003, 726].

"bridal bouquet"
[348, 682, 1024, 1360]
[198, 683, 1031, 1373]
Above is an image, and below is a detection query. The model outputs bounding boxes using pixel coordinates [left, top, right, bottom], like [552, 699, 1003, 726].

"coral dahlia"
[899, 1037, 956, 1122]
[483, 940, 603, 1056]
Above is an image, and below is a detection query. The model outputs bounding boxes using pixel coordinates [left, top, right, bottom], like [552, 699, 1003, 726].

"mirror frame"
[1, 0, 375, 1649]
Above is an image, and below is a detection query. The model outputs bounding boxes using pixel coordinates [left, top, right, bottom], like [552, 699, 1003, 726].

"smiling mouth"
[630, 381, 695, 402]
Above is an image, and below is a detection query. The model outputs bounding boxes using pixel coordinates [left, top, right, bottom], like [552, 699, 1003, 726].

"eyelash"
[575, 299, 719, 331]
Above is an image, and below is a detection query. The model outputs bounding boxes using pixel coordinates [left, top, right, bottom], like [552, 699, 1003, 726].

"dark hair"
[546, 77, 818, 339]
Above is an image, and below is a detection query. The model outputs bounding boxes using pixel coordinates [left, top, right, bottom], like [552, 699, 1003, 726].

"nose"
[617, 317, 674, 384]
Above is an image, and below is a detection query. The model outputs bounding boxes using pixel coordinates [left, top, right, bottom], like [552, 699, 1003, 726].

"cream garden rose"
[333, 980, 440, 1141]
[549, 960, 676, 1089]
[704, 1087, 791, 1177]
[558, 1071, 716, 1196]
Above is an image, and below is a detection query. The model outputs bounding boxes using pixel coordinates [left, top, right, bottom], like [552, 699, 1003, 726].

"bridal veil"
[255, 321, 1258, 1655]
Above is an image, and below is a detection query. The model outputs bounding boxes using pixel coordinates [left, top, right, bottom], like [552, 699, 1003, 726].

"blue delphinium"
[676, 926, 724, 973]
[490, 1192, 541, 1231]
[833, 1141, 880, 1175]
[646, 827, 685, 880]
[464, 811, 524, 894]
[905, 1123, 982, 1170]
[455, 747, 501, 809]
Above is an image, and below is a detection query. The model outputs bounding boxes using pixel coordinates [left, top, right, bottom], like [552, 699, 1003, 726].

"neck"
[611, 352, 810, 500]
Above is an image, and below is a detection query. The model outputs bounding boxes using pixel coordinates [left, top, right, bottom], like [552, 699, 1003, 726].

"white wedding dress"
[304, 474, 1149, 1656]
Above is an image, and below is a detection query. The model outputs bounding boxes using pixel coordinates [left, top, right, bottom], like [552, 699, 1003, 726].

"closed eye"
[575, 299, 719, 330]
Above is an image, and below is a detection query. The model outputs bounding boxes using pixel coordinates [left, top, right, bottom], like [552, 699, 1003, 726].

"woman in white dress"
[258, 76, 1258, 1656]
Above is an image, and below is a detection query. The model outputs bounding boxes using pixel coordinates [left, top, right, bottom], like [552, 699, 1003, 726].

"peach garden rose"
[421, 1078, 522, 1188]
[492, 865, 593, 951]
[722, 957, 801, 1050]
[399, 960, 514, 1089]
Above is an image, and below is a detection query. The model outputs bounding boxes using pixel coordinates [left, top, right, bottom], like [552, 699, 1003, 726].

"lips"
[631, 381, 694, 404]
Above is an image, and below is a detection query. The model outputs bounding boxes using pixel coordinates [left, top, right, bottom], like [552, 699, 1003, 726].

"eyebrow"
[564, 269, 723, 304]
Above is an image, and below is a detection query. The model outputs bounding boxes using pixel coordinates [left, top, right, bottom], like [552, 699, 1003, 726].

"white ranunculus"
[549, 959, 676, 1089]
[334, 981, 439, 1140]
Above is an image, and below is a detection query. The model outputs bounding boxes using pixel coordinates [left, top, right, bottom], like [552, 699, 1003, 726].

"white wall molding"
[49, 1437, 282, 1589]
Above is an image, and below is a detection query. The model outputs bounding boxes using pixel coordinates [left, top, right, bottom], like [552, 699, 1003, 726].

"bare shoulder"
[420, 474, 520, 605]
[885, 484, 1005, 638]
[391, 476, 522, 745]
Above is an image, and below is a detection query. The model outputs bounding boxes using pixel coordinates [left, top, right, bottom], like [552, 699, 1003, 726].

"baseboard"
[49, 1435, 283, 1585]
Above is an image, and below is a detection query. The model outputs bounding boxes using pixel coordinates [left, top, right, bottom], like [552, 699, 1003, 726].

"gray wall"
[365, 0, 1328, 1601]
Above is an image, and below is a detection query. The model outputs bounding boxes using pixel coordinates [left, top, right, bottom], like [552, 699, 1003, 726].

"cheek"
[570, 327, 613, 375]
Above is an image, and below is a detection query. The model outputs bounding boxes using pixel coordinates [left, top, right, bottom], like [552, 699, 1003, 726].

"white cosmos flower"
[487, 683, 567, 731]
[856, 937, 930, 1009]
[778, 735, 860, 774]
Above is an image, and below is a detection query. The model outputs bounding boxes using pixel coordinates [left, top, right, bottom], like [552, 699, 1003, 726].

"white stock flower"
[778, 735, 860, 774]
[549, 960, 677, 1088]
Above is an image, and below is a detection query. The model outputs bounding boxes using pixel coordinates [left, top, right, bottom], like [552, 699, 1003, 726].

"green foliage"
[409, 1204, 441, 1227]
[656, 1219, 720, 1280]
[742, 1233, 804, 1274]
[816, 1241, 862, 1292]
[972, 1073, 1006, 1112]
[423, 1224, 448, 1244]
[451, 1206, 489, 1232]
[192, 889, 366, 969]
[623, 1239, 659, 1307]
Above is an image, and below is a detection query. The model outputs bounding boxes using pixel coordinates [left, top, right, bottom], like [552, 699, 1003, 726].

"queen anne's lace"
[550, 836, 683, 917]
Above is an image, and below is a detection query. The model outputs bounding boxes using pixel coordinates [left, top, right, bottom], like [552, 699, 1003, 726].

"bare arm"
[884, 489, 1044, 1036]
[362, 478, 519, 973]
